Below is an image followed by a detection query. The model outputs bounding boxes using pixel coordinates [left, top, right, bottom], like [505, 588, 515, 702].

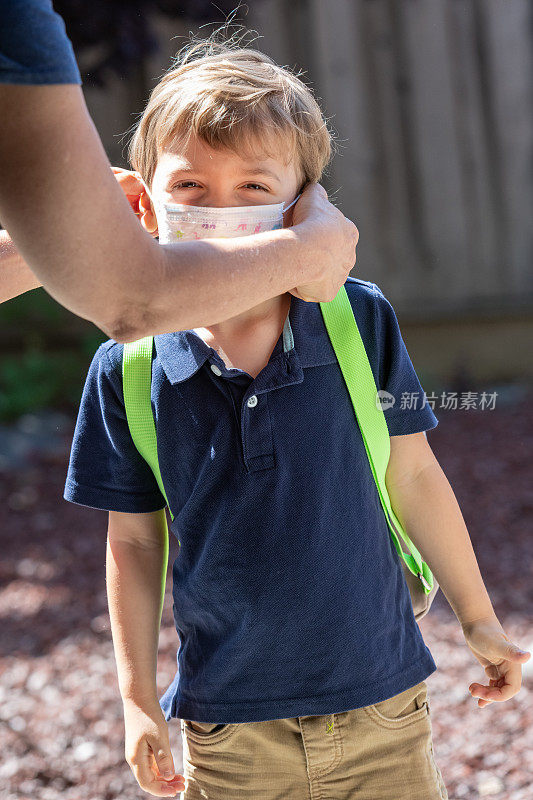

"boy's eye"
[171, 181, 201, 189]
[170, 182, 267, 191]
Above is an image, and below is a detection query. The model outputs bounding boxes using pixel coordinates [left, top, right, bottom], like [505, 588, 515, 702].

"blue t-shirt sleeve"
[63, 343, 167, 513]
[0, 0, 81, 85]
[370, 282, 439, 436]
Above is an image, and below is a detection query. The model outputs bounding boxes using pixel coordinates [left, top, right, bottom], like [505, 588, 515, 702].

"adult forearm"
[0, 85, 153, 332]
[0, 85, 355, 340]
[0, 229, 41, 302]
[0, 206, 306, 337]
[0, 218, 309, 340]
[106, 537, 166, 703]
[147, 227, 310, 337]
[388, 462, 497, 625]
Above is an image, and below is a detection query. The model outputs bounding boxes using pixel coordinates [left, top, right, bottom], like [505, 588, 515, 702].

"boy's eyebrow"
[166, 167, 194, 177]
[241, 166, 281, 182]
[165, 166, 281, 182]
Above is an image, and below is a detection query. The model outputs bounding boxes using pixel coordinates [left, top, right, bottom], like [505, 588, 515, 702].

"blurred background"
[1, 2, 532, 799]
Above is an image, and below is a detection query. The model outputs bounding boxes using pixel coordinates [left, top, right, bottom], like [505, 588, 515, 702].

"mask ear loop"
[282, 192, 302, 215]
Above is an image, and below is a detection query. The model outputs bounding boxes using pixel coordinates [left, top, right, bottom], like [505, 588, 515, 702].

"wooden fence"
[84, 0, 533, 323]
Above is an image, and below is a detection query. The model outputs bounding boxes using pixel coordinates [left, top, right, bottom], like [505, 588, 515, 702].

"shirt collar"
[154, 294, 338, 385]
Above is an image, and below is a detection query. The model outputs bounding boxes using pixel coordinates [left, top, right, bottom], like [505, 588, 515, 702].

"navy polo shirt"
[0, 1, 81, 85]
[64, 277, 439, 724]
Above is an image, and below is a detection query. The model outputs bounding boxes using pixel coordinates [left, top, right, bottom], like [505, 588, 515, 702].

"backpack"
[122, 285, 439, 622]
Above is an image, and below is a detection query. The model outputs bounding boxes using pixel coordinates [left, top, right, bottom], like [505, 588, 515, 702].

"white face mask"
[144, 183, 301, 244]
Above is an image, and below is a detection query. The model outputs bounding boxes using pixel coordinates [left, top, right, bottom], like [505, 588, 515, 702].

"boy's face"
[140, 133, 302, 236]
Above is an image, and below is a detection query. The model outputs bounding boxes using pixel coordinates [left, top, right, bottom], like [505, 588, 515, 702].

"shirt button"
[247, 395, 258, 408]
[210, 363, 222, 376]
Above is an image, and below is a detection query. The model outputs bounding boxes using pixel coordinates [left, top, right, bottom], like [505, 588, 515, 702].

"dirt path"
[1, 388, 532, 799]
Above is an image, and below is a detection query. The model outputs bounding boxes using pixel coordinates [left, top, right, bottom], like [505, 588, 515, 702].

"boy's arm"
[384, 431, 496, 625]
[366, 282, 529, 705]
[106, 508, 168, 705]
[106, 508, 185, 792]
[385, 431, 531, 706]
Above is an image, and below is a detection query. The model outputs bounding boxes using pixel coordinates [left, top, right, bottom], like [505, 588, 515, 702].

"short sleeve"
[370, 283, 439, 436]
[0, 1, 81, 85]
[63, 343, 167, 513]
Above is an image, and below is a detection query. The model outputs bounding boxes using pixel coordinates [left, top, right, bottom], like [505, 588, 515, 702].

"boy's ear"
[138, 190, 158, 237]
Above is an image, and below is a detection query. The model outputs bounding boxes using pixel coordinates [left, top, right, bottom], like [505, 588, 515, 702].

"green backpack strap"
[122, 336, 179, 626]
[319, 286, 434, 594]
[121, 290, 434, 597]
[122, 337, 173, 513]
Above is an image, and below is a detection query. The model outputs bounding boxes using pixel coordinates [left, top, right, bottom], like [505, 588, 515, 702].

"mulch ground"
[1, 386, 532, 799]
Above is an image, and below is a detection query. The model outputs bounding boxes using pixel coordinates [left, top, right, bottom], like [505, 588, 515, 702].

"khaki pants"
[180, 680, 449, 799]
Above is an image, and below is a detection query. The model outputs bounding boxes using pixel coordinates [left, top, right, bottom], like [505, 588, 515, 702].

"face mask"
[143, 183, 301, 244]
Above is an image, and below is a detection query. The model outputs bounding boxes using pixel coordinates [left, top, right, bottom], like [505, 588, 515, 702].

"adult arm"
[0, 84, 358, 341]
[0, 228, 42, 302]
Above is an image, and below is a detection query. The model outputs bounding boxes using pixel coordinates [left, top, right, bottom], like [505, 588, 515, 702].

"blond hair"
[128, 34, 333, 189]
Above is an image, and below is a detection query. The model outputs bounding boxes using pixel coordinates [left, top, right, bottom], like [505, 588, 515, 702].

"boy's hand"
[461, 616, 531, 708]
[112, 166, 144, 218]
[289, 183, 359, 303]
[123, 697, 185, 797]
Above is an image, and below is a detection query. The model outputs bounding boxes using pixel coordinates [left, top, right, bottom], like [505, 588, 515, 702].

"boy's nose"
[203, 194, 243, 208]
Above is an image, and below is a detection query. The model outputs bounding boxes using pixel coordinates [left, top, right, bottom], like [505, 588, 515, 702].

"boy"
[64, 37, 530, 800]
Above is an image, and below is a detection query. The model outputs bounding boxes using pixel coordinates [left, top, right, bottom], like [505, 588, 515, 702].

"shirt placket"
[209, 313, 304, 474]
[242, 313, 302, 473]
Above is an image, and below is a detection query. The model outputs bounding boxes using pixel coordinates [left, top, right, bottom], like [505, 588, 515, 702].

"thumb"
[304, 181, 327, 199]
[152, 741, 175, 779]
[499, 641, 531, 662]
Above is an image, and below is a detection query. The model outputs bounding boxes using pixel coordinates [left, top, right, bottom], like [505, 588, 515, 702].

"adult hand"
[289, 183, 359, 303]
[111, 173, 360, 304]
[123, 697, 185, 797]
[461, 616, 531, 708]
[112, 167, 144, 218]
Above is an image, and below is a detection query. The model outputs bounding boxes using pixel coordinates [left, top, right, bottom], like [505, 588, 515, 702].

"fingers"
[304, 181, 328, 199]
[149, 749, 185, 797]
[132, 765, 184, 796]
[111, 166, 145, 219]
[111, 165, 141, 179]
[128, 740, 185, 797]
[468, 661, 523, 705]
[151, 741, 176, 781]
[111, 166, 143, 190]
